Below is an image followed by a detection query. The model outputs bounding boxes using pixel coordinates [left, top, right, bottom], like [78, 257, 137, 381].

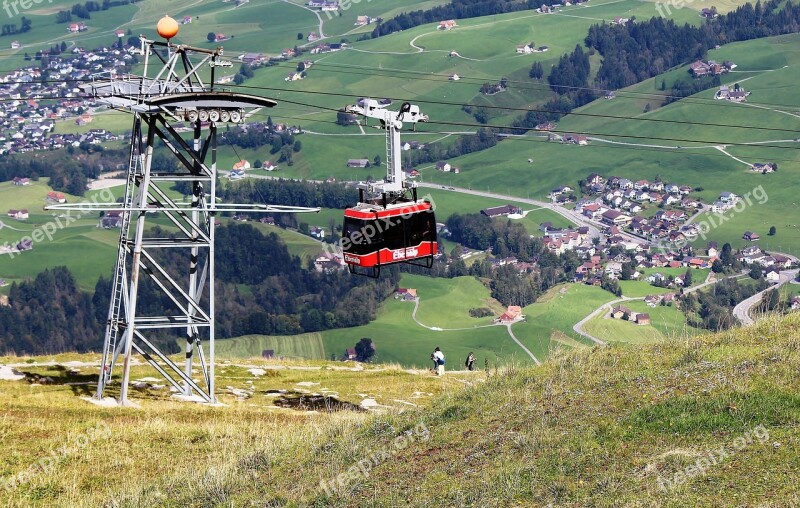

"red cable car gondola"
[339, 99, 435, 277]
[343, 192, 436, 277]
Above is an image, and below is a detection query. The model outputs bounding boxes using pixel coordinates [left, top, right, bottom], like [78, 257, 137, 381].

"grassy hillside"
[216, 274, 535, 367]
[2, 312, 799, 506]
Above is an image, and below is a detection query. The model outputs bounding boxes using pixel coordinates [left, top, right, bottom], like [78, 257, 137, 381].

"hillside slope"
[3, 314, 800, 506]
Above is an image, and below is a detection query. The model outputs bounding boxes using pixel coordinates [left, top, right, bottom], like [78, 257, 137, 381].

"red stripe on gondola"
[344, 202, 432, 220]
[343, 241, 436, 268]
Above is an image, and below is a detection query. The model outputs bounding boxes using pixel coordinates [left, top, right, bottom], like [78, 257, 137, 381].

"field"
[509, 283, 611, 356]
[418, 32, 800, 256]
[4, 312, 799, 506]
[216, 273, 541, 367]
[583, 299, 701, 344]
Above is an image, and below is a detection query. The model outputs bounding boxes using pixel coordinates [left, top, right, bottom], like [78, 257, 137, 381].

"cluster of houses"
[610, 305, 650, 325]
[689, 59, 736, 78]
[750, 162, 776, 174]
[0, 40, 138, 154]
[7, 209, 28, 220]
[715, 85, 750, 102]
[556, 174, 704, 243]
[229, 159, 278, 180]
[515, 44, 549, 54]
[307, 0, 339, 11]
[547, 133, 588, 145]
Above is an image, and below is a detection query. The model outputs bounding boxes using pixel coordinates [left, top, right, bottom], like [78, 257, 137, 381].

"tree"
[354, 338, 375, 362]
[293, 140, 302, 152]
[253, 159, 262, 169]
[373, 154, 381, 167]
[207, 32, 216, 43]
[720, 243, 733, 267]
[769, 226, 776, 236]
[749, 265, 762, 280]
[529, 61, 544, 80]
[683, 268, 693, 286]
[712, 259, 724, 273]
[297, 32, 303, 40]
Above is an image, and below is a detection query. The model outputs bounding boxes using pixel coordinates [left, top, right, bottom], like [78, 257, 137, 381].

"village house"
[396, 288, 418, 301]
[765, 267, 781, 283]
[347, 159, 370, 168]
[611, 305, 635, 320]
[7, 209, 28, 220]
[481, 204, 522, 218]
[751, 162, 776, 173]
[636, 313, 651, 325]
[47, 191, 66, 203]
[232, 160, 251, 171]
[496, 305, 524, 323]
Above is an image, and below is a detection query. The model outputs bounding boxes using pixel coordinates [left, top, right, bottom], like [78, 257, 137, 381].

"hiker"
[465, 352, 476, 371]
[432, 347, 445, 376]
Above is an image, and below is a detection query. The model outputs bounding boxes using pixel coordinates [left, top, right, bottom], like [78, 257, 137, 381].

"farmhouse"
[347, 159, 370, 168]
[449, 74, 460, 81]
[516, 44, 534, 54]
[752, 162, 776, 173]
[481, 204, 522, 218]
[12, 177, 30, 186]
[439, 20, 457, 30]
[100, 211, 123, 228]
[743, 231, 760, 242]
[47, 191, 66, 203]
[436, 161, 451, 172]
[396, 288, 417, 301]
[232, 160, 251, 171]
[11, 40, 20, 49]
[611, 305, 634, 320]
[635, 313, 651, 325]
[355, 15, 371, 26]
[7, 209, 28, 220]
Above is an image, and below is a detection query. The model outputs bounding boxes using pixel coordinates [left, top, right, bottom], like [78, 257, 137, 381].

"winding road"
[410, 298, 541, 364]
[733, 268, 799, 325]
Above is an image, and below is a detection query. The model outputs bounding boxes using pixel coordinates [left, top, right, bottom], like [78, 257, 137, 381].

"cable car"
[340, 99, 435, 277]
[342, 192, 436, 277]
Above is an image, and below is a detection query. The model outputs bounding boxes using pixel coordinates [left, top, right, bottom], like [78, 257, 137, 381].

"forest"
[586, 0, 800, 90]
[0, 224, 399, 355]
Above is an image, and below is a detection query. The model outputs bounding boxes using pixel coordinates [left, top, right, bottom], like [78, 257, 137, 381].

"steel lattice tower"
[49, 34, 318, 405]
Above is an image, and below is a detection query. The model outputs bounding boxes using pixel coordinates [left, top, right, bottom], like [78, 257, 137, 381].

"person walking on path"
[432, 347, 445, 376]
[465, 352, 475, 371]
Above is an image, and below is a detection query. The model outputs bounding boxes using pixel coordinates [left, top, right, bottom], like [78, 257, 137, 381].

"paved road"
[733, 269, 799, 325]
[572, 271, 746, 344]
[415, 182, 605, 240]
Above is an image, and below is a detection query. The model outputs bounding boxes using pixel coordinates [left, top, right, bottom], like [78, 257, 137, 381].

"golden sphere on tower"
[156, 15, 179, 40]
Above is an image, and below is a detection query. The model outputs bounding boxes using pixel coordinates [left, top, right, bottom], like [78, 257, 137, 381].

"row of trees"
[0, 148, 130, 196]
[0, 17, 31, 36]
[369, 0, 553, 38]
